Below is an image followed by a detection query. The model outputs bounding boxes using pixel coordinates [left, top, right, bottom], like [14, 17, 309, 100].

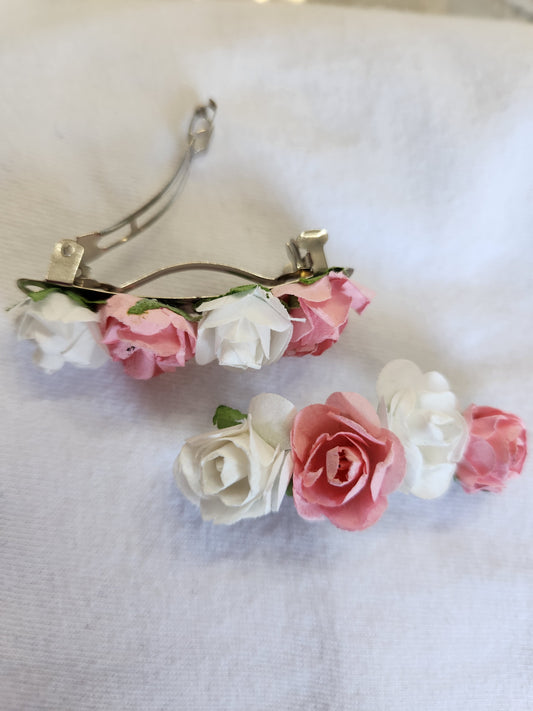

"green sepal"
[127, 297, 199, 322]
[223, 284, 258, 296]
[195, 283, 270, 309]
[285, 480, 293, 497]
[203, 284, 257, 303]
[212, 405, 248, 430]
[20, 282, 107, 311]
[127, 298, 165, 314]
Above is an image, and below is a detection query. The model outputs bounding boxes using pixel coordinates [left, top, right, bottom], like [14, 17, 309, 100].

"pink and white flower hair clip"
[11, 99, 528, 529]
[13, 100, 371, 379]
[174, 360, 527, 529]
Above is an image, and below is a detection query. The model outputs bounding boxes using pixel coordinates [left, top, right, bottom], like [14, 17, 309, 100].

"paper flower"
[194, 287, 293, 369]
[455, 405, 527, 493]
[15, 292, 109, 373]
[290, 392, 405, 531]
[174, 393, 296, 524]
[99, 294, 197, 379]
[272, 272, 371, 357]
[377, 359, 468, 499]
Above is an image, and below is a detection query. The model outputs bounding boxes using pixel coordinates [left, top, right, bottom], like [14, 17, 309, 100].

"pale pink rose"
[99, 294, 196, 380]
[455, 405, 527, 493]
[290, 392, 405, 531]
[272, 273, 372, 357]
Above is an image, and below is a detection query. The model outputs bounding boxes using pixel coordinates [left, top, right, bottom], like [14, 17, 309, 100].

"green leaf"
[285, 480, 293, 497]
[127, 298, 161, 314]
[17, 280, 109, 311]
[27, 287, 59, 302]
[212, 405, 248, 429]
[195, 283, 268, 308]
[224, 284, 258, 295]
[127, 297, 198, 322]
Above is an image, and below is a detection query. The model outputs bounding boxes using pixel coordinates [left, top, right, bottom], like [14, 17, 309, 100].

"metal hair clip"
[17, 99, 346, 307]
[14, 100, 370, 378]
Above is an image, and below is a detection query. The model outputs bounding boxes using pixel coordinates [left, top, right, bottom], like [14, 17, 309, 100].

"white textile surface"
[1, 2, 533, 709]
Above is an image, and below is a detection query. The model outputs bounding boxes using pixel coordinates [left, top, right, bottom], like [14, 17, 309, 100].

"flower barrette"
[174, 359, 527, 529]
[13, 100, 371, 378]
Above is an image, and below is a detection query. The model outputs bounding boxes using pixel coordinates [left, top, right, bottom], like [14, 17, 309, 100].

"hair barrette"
[174, 359, 528, 529]
[13, 100, 371, 378]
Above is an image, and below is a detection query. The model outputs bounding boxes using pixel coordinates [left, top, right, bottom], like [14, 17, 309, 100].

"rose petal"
[326, 392, 382, 438]
[195, 288, 292, 369]
[174, 396, 293, 524]
[376, 359, 424, 405]
[377, 359, 467, 499]
[249, 393, 297, 450]
[291, 393, 405, 530]
[321, 487, 388, 532]
[99, 295, 196, 378]
[456, 404, 527, 493]
[15, 293, 109, 373]
[272, 273, 371, 358]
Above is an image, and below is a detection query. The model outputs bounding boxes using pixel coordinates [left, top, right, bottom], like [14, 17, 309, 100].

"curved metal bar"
[118, 262, 303, 293]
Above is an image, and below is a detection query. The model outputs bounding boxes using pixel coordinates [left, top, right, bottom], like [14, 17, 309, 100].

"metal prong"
[286, 241, 310, 271]
[286, 229, 329, 273]
[46, 240, 85, 285]
[188, 99, 217, 154]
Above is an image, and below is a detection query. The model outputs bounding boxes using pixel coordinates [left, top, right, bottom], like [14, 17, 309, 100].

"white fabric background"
[1, 2, 532, 709]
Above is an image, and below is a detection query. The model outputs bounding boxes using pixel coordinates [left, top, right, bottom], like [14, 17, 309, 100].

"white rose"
[174, 393, 296, 524]
[195, 287, 293, 369]
[377, 359, 468, 499]
[15, 292, 109, 373]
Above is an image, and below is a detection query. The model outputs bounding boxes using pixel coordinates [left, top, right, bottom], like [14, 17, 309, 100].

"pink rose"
[271, 272, 372, 357]
[455, 405, 527, 493]
[290, 392, 406, 530]
[99, 294, 196, 379]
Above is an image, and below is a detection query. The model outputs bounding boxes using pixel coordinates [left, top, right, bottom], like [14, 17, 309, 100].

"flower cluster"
[14, 272, 370, 379]
[174, 360, 527, 529]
